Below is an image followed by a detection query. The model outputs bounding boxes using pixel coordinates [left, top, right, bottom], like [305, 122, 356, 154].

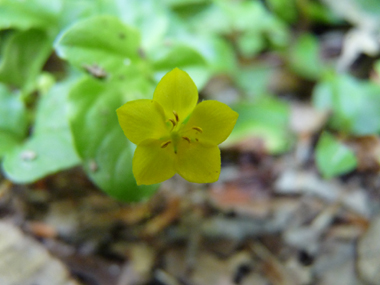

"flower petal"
[181, 100, 238, 145]
[133, 139, 176, 185]
[153, 68, 198, 122]
[175, 140, 220, 183]
[117, 99, 168, 145]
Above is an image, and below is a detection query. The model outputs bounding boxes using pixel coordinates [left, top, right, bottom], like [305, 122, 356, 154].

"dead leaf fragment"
[0, 221, 78, 285]
[358, 214, 380, 284]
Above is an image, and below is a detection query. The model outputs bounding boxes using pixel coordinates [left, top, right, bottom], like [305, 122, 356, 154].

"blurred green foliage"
[226, 97, 291, 154]
[313, 73, 380, 135]
[0, 0, 379, 201]
[315, 132, 357, 179]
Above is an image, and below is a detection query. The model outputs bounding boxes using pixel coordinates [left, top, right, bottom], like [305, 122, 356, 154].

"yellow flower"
[116, 68, 238, 185]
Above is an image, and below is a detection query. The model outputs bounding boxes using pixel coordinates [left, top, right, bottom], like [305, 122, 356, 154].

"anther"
[182, 136, 191, 143]
[161, 141, 171, 148]
[173, 110, 179, 122]
[192, 126, 203, 133]
[168, 119, 176, 129]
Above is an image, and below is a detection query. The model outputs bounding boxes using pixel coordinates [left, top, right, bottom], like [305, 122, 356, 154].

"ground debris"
[0, 221, 79, 285]
[358, 213, 380, 284]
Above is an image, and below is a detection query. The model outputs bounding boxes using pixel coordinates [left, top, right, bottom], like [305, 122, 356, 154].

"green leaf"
[315, 132, 357, 179]
[179, 35, 236, 74]
[165, 0, 210, 6]
[0, 29, 52, 91]
[312, 80, 334, 111]
[191, 0, 288, 50]
[0, 0, 61, 30]
[0, 132, 20, 157]
[0, 84, 28, 139]
[234, 65, 275, 100]
[266, 0, 298, 23]
[237, 31, 265, 58]
[0, 84, 28, 157]
[3, 133, 79, 182]
[116, 0, 169, 51]
[374, 60, 380, 78]
[313, 73, 380, 135]
[55, 15, 142, 78]
[304, 1, 341, 24]
[150, 43, 209, 89]
[2, 79, 80, 183]
[225, 97, 292, 154]
[288, 34, 324, 80]
[68, 77, 157, 202]
[204, 36, 236, 73]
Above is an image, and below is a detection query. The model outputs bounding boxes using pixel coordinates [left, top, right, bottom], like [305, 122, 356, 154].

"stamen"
[168, 118, 176, 130]
[182, 136, 191, 143]
[192, 126, 203, 133]
[161, 141, 171, 148]
[173, 110, 179, 122]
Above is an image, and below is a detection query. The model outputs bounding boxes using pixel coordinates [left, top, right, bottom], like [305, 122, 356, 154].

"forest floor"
[1, 135, 380, 285]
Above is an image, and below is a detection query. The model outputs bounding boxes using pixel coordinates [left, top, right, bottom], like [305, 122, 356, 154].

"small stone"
[89, 160, 98, 172]
[21, 150, 37, 161]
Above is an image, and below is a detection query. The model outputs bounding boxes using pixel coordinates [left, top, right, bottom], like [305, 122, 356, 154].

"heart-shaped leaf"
[55, 15, 142, 79]
[68, 77, 157, 202]
[3, 79, 80, 182]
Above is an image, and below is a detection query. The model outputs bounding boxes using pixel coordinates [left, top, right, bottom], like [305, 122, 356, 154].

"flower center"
[161, 110, 203, 154]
